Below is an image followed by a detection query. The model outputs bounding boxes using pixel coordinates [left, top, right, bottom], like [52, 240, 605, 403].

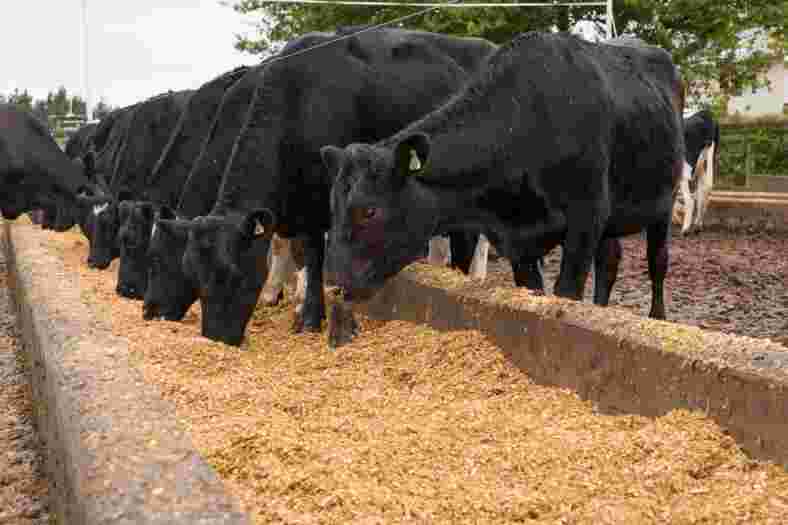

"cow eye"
[352, 207, 378, 226]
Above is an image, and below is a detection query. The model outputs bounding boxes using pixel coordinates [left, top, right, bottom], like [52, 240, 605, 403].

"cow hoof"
[328, 302, 357, 349]
[290, 311, 305, 333]
[262, 289, 284, 306]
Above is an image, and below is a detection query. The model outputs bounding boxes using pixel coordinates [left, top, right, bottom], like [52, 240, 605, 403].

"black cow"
[322, 32, 685, 326]
[675, 109, 720, 234]
[79, 90, 192, 272]
[0, 104, 96, 221]
[64, 122, 98, 161]
[175, 28, 497, 346]
[143, 32, 352, 321]
[115, 67, 250, 300]
[30, 122, 102, 232]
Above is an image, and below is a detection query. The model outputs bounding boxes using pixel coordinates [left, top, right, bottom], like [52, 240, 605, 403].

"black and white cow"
[674, 109, 720, 234]
[175, 28, 498, 346]
[0, 104, 97, 222]
[322, 32, 685, 326]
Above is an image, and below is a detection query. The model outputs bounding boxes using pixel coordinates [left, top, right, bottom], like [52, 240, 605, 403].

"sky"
[1, 1, 260, 111]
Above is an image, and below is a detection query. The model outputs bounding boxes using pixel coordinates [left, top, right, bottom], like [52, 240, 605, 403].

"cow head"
[77, 189, 130, 269]
[0, 173, 35, 220]
[321, 133, 438, 301]
[181, 210, 275, 346]
[116, 200, 158, 299]
[143, 207, 196, 321]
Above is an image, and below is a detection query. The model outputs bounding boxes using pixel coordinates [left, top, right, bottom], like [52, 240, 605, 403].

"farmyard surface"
[25, 221, 788, 524]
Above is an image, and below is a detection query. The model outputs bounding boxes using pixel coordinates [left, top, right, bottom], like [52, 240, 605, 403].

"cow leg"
[592, 237, 622, 306]
[646, 220, 670, 320]
[447, 231, 477, 274]
[262, 236, 297, 306]
[554, 205, 607, 301]
[695, 143, 715, 230]
[293, 268, 308, 314]
[679, 161, 694, 235]
[511, 257, 545, 293]
[468, 234, 490, 280]
[292, 232, 326, 333]
[428, 236, 451, 266]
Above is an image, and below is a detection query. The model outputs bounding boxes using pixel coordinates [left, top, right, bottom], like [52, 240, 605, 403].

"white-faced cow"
[176, 28, 498, 346]
[674, 109, 720, 234]
[321, 32, 685, 333]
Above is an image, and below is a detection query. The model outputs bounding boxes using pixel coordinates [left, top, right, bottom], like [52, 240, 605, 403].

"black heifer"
[178, 28, 497, 346]
[322, 32, 685, 324]
[143, 32, 344, 322]
[0, 104, 95, 221]
[32, 122, 102, 232]
[80, 90, 192, 272]
[115, 66, 250, 300]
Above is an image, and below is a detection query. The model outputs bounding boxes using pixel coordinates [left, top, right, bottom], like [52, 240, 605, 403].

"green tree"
[227, 0, 783, 108]
[49, 86, 70, 117]
[71, 95, 86, 118]
[8, 88, 33, 111]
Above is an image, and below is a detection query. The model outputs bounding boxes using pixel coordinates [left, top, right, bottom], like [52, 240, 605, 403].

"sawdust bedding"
[33, 225, 788, 524]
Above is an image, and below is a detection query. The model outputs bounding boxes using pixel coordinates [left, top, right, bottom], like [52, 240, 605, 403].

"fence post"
[742, 142, 753, 187]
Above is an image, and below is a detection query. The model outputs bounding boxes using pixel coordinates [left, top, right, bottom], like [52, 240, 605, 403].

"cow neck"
[213, 82, 286, 217]
[34, 135, 92, 196]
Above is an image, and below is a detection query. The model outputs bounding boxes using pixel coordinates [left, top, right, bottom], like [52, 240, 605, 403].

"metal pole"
[81, 0, 93, 122]
[606, 0, 614, 39]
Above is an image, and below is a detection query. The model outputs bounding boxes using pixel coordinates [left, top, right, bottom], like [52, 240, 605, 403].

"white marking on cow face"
[151, 222, 158, 239]
[93, 202, 109, 216]
[409, 149, 422, 171]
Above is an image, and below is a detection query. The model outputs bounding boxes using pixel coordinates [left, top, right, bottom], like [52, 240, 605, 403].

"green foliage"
[7, 88, 33, 111]
[717, 122, 788, 186]
[230, 0, 605, 55]
[228, 0, 783, 107]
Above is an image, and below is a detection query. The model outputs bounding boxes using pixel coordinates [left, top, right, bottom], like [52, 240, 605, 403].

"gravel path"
[0, 240, 51, 525]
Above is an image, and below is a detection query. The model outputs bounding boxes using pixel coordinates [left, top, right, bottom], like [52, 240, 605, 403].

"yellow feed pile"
[32, 225, 788, 524]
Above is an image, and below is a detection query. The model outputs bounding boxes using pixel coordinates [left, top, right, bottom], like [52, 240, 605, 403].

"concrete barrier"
[2, 221, 251, 525]
[358, 263, 788, 468]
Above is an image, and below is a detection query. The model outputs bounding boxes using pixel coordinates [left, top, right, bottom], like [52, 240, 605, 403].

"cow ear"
[157, 205, 176, 221]
[320, 145, 345, 184]
[395, 133, 431, 178]
[241, 208, 276, 240]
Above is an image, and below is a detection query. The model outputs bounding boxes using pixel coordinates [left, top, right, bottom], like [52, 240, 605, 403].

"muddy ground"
[472, 227, 788, 347]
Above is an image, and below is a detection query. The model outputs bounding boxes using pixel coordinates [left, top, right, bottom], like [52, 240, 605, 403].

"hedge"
[716, 116, 787, 188]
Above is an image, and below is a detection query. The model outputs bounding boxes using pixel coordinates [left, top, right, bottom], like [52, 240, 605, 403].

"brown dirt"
[470, 228, 788, 348]
[0, 232, 51, 525]
[26, 223, 788, 524]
